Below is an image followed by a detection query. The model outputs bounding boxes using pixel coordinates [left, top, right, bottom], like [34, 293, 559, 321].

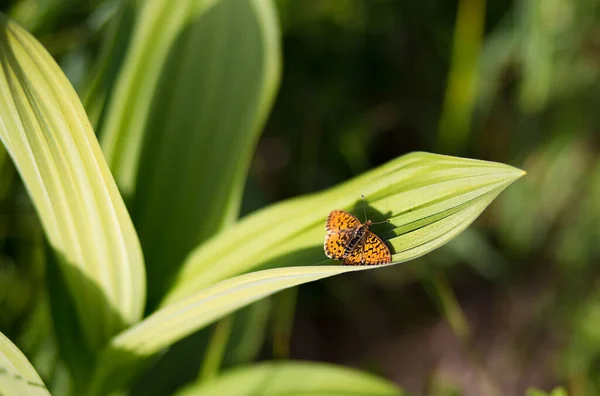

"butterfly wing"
[326, 210, 360, 232]
[324, 230, 355, 259]
[325, 210, 362, 259]
[361, 230, 392, 265]
[342, 230, 391, 265]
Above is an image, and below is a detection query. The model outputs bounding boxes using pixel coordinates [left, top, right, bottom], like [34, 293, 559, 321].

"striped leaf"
[0, 14, 145, 351]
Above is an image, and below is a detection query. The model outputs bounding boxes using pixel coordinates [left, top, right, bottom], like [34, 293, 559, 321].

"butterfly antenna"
[371, 219, 391, 225]
[361, 194, 367, 222]
[362, 194, 390, 225]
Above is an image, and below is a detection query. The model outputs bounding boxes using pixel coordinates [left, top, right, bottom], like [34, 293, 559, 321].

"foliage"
[1, 0, 597, 395]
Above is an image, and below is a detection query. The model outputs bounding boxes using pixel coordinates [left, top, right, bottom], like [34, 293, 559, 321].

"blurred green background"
[1, 0, 599, 395]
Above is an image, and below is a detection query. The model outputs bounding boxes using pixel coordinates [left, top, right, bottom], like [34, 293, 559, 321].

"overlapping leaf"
[98, 0, 281, 304]
[0, 14, 145, 350]
[165, 152, 524, 304]
[0, 331, 50, 396]
[90, 152, 523, 393]
[176, 361, 406, 396]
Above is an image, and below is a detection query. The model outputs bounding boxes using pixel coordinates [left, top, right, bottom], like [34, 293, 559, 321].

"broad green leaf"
[99, 0, 217, 189]
[0, 15, 145, 349]
[99, 0, 281, 304]
[165, 152, 525, 304]
[175, 361, 406, 396]
[90, 152, 523, 394]
[0, 331, 50, 396]
[92, 266, 361, 393]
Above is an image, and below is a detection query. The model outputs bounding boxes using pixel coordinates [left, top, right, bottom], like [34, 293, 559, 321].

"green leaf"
[91, 152, 523, 394]
[98, 0, 281, 304]
[165, 152, 525, 303]
[106, 266, 363, 357]
[99, 0, 217, 190]
[0, 14, 145, 349]
[175, 361, 406, 396]
[45, 248, 95, 390]
[0, 331, 51, 396]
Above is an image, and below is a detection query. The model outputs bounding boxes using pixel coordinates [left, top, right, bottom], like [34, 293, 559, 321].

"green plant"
[0, 1, 524, 395]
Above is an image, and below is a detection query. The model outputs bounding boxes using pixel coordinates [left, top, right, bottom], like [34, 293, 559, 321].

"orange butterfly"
[324, 197, 392, 265]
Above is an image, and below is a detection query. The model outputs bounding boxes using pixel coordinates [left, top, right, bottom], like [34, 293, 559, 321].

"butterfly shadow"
[245, 197, 399, 274]
[348, 197, 397, 254]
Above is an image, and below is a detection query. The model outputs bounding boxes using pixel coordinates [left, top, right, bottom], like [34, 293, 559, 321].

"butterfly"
[324, 198, 392, 265]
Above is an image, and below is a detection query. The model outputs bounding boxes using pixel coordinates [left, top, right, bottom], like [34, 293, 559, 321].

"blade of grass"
[197, 316, 233, 382]
[271, 287, 297, 359]
[0, 331, 50, 396]
[222, 299, 271, 366]
[176, 361, 406, 396]
[518, 0, 553, 112]
[423, 271, 470, 342]
[437, 0, 486, 152]
[0, 14, 145, 350]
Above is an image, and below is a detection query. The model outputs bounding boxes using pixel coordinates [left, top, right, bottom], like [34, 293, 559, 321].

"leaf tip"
[508, 166, 527, 181]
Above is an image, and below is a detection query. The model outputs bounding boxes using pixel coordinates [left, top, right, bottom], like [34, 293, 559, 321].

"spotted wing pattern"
[342, 230, 391, 266]
[324, 230, 355, 259]
[326, 210, 360, 232]
[324, 210, 361, 259]
[361, 231, 392, 265]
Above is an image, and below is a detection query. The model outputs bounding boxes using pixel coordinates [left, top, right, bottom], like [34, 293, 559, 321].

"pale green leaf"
[0, 331, 50, 396]
[90, 152, 523, 394]
[90, 266, 371, 394]
[104, 266, 354, 359]
[98, 0, 281, 304]
[175, 361, 406, 396]
[165, 152, 525, 304]
[0, 15, 145, 349]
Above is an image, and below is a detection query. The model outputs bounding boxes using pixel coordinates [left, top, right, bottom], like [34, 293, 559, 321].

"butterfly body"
[341, 220, 370, 258]
[324, 209, 391, 265]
